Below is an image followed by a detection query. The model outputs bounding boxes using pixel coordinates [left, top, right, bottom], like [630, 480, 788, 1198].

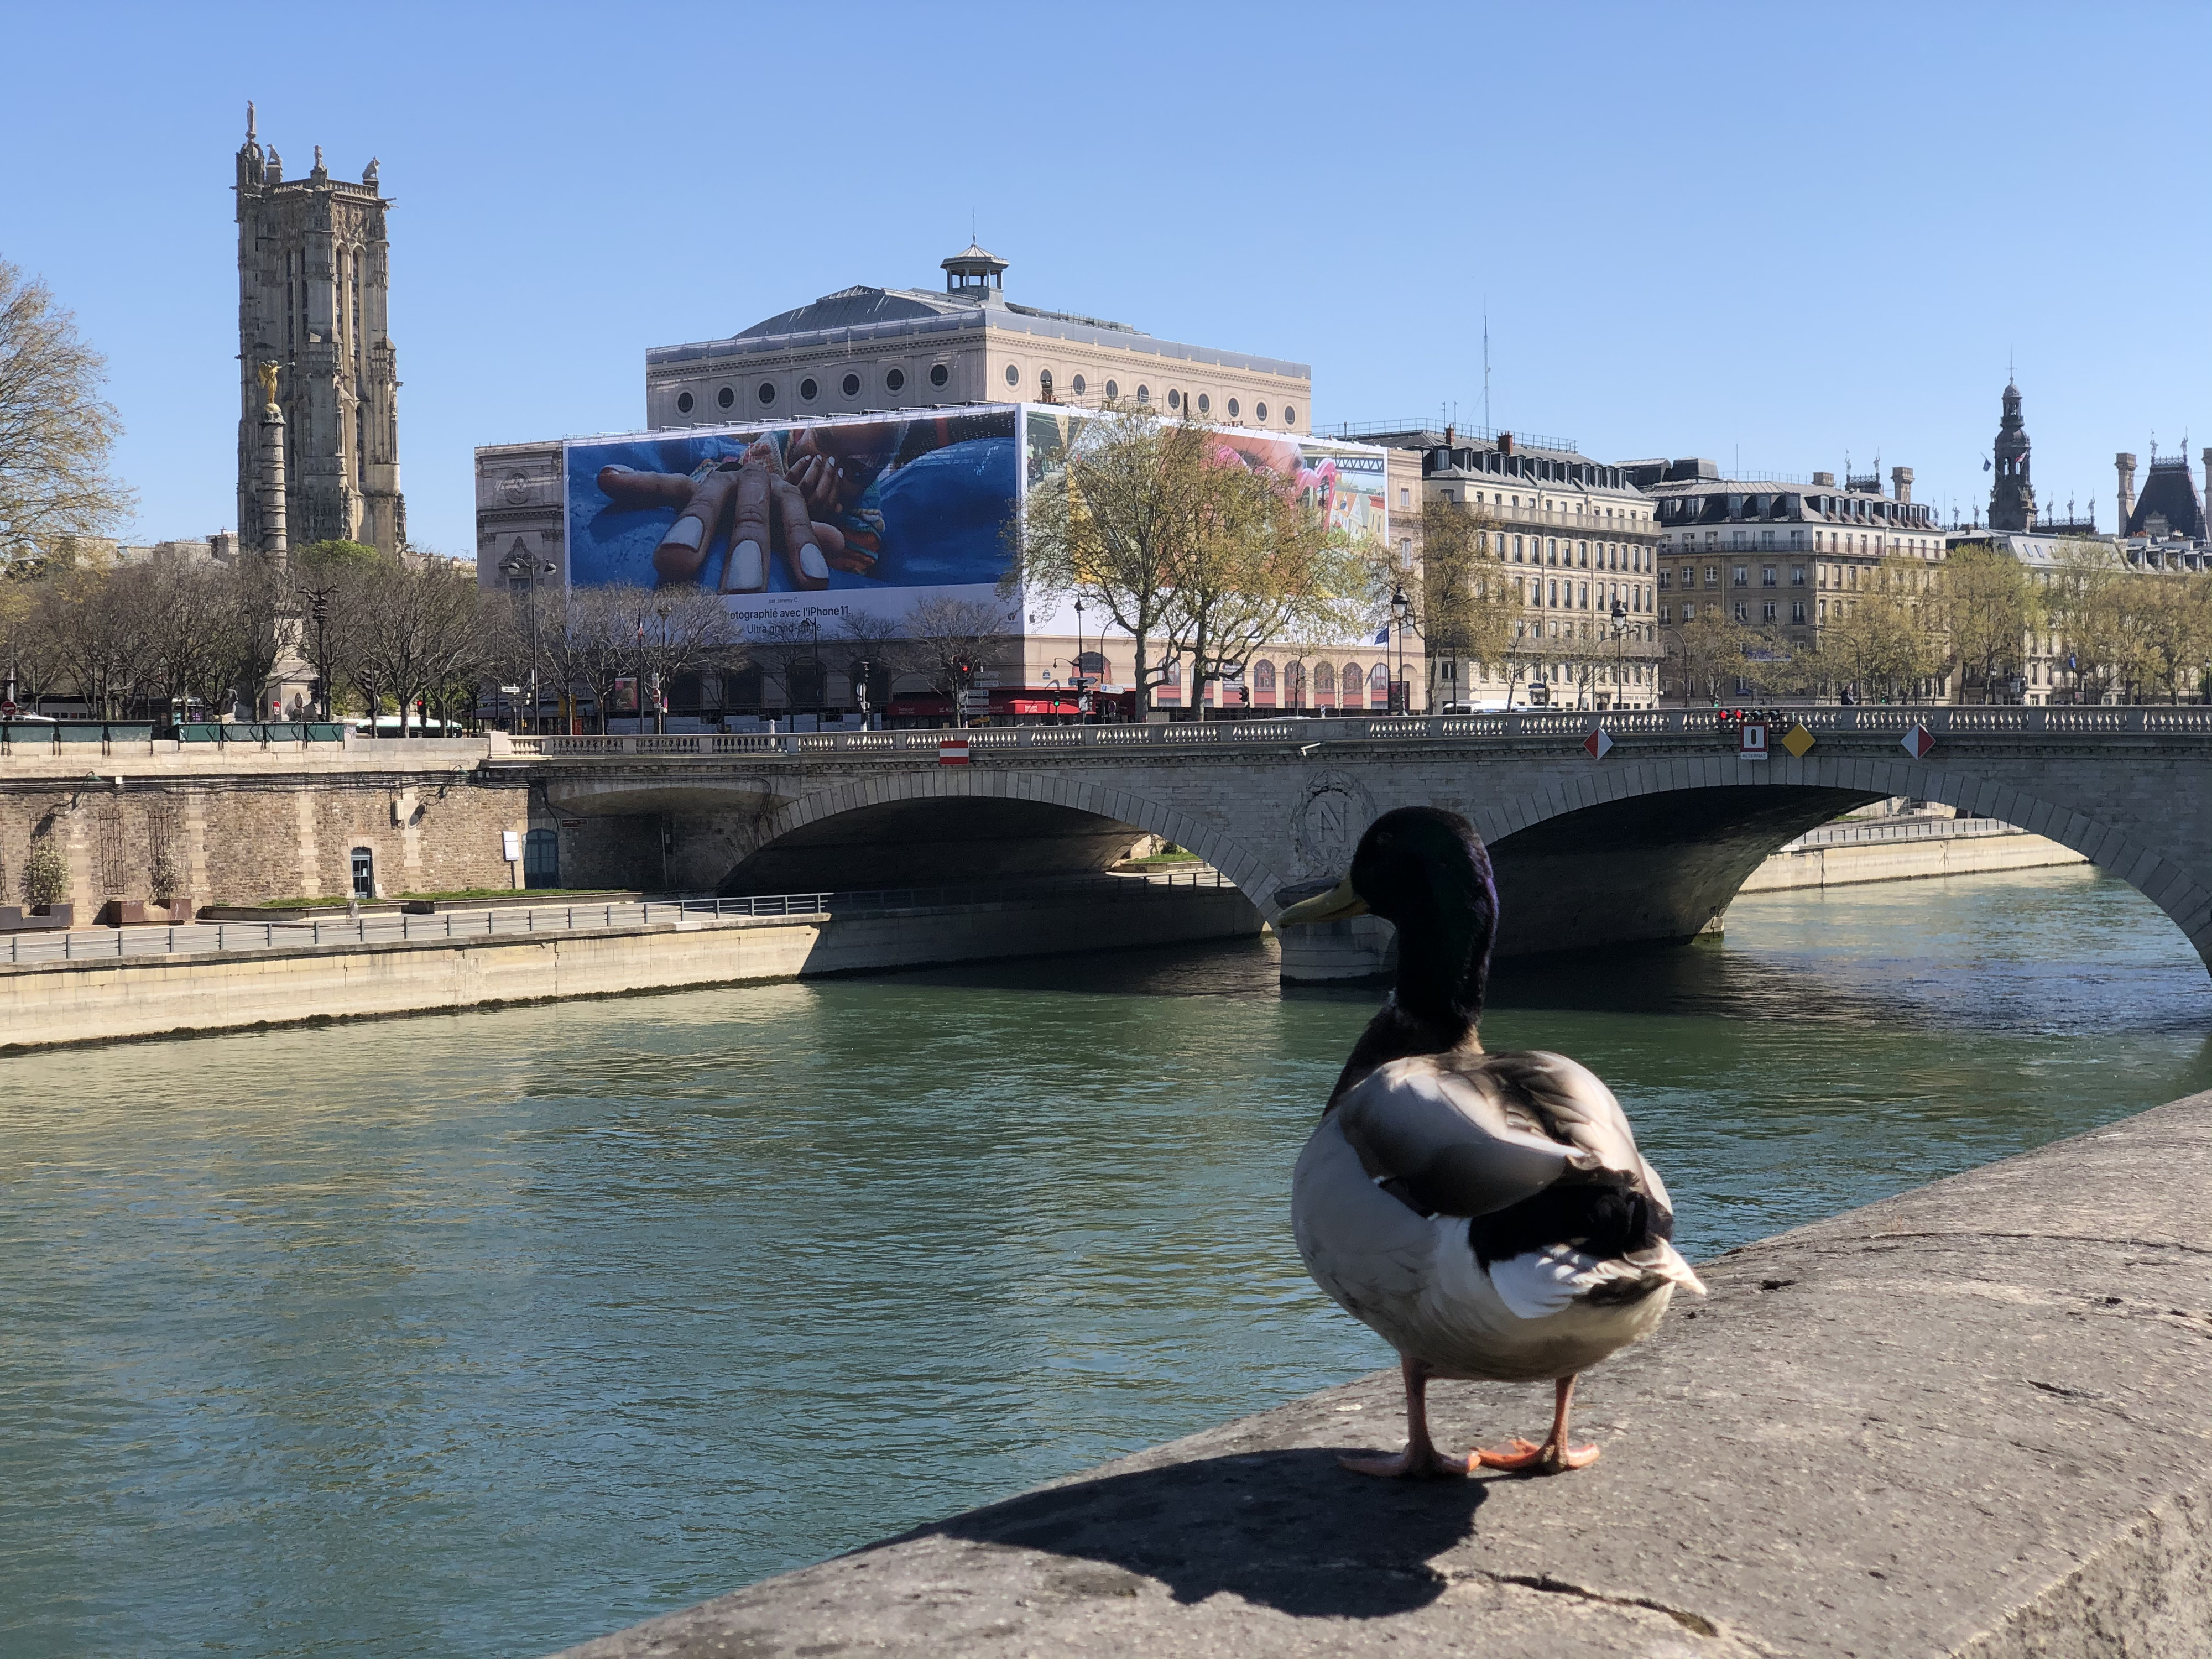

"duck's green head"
[1275, 806, 1498, 1020]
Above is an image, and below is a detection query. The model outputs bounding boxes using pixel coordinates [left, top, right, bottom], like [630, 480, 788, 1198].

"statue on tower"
[256, 361, 281, 411]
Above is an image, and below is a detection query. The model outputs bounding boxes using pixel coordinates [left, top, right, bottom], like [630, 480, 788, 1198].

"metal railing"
[1775, 815, 2030, 854]
[0, 868, 1231, 968]
[496, 704, 2212, 762]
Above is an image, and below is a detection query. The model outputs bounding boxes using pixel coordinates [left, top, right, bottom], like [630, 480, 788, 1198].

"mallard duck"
[1275, 806, 1704, 1477]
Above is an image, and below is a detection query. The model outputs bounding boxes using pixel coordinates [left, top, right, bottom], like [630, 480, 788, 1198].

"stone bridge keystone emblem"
[1293, 770, 1376, 875]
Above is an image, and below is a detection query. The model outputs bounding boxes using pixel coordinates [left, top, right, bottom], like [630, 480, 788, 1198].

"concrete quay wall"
[1740, 826, 2089, 893]
[558, 1089, 2212, 1659]
[0, 886, 1259, 1051]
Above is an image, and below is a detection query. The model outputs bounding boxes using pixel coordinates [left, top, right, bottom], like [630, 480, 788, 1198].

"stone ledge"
[555, 1092, 2212, 1658]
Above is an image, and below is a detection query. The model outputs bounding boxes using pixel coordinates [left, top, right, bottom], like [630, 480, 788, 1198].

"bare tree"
[343, 554, 489, 734]
[898, 593, 1017, 703]
[0, 262, 135, 569]
[1408, 498, 1520, 686]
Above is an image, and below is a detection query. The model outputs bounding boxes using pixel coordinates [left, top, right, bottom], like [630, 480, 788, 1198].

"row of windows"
[1664, 528, 1939, 556]
[1660, 599, 1828, 624]
[1519, 577, 1653, 613]
[672, 361, 957, 415]
[669, 362, 1297, 426]
[1019, 367, 1294, 426]
[1484, 534, 1647, 572]
[1446, 488, 1652, 527]
[1656, 561, 1923, 593]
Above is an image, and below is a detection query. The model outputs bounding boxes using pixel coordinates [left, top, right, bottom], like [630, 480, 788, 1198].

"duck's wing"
[1333, 1048, 1667, 1224]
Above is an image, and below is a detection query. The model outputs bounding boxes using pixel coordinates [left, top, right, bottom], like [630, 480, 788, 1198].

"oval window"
[757, 382, 777, 406]
[716, 386, 734, 410]
[1196, 393, 1210, 414]
[886, 367, 906, 392]
[927, 363, 948, 388]
[1039, 370, 1055, 399]
[841, 372, 860, 397]
[676, 390, 695, 414]
[1071, 374, 1086, 397]
[1167, 389, 1181, 409]
[1005, 363, 1020, 385]
[1135, 385, 1150, 404]
[799, 377, 819, 401]
[1104, 380, 1119, 400]
[1254, 401, 1267, 421]
[1283, 405, 1296, 424]
[1227, 398, 1240, 419]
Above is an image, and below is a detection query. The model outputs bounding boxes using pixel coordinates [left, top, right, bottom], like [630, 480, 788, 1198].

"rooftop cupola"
[941, 242, 1008, 305]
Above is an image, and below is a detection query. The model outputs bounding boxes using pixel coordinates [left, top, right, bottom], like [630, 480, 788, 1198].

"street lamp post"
[499, 554, 557, 733]
[1389, 583, 1410, 714]
[308, 590, 331, 720]
[1608, 597, 1630, 710]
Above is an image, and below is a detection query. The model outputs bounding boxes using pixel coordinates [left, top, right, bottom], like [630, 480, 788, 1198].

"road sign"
[0, 701, 16, 719]
[1901, 723, 1936, 759]
[937, 737, 971, 766]
[1781, 722, 1816, 758]
[1740, 721, 1770, 761]
[1583, 728, 1614, 760]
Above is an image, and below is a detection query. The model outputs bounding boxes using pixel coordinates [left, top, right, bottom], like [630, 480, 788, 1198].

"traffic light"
[953, 657, 976, 684]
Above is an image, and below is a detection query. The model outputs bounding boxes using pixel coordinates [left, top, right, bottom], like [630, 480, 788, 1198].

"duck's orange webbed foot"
[1474, 1437, 1600, 1473]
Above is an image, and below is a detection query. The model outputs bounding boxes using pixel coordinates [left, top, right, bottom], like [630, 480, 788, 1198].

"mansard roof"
[2125, 457, 2205, 538]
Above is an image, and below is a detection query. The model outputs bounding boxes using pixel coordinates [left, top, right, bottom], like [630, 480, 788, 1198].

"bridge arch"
[1470, 754, 2212, 966]
[719, 766, 1285, 907]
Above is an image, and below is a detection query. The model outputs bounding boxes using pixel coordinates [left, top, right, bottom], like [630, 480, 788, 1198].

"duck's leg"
[1475, 1374, 1601, 1473]
[1340, 1355, 1474, 1478]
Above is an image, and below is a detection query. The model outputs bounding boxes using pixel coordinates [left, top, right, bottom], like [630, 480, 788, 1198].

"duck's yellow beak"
[1272, 874, 1369, 927]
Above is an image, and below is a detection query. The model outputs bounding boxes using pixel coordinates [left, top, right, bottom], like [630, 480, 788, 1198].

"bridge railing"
[498, 704, 2212, 760]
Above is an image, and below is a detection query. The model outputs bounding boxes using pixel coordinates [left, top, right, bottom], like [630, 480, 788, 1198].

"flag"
[1374, 625, 1392, 645]
[1983, 457, 1992, 472]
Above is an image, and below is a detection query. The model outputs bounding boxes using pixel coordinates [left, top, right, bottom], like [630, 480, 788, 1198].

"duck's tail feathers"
[1486, 1237, 1707, 1319]
[1624, 1239, 1708, 1297]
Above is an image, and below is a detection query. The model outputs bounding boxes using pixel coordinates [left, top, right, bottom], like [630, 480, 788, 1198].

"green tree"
[1939, 544, 2031, 702]
[1410, 499, 1521, 695]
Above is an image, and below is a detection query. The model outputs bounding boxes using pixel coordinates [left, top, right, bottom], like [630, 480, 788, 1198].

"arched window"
[1342, 664, 1361, 705]
[1369, 664, 1390, 706]
[1253, 660, 1276, 692]
[1284, 660, 1306, 703]
[1314, 661, 1335, 695]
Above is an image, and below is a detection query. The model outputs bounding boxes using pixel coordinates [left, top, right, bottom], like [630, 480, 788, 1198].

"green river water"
[4, 864, 2210, 1657]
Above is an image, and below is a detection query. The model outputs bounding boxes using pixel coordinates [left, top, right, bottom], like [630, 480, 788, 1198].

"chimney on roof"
[1891, 466, 1913, 504]
[1444, 425, 1454, 447]
[1497, 431, 1513, 455]
[1812, 471, 1836, 487]
[2117, 452, 2138, 532]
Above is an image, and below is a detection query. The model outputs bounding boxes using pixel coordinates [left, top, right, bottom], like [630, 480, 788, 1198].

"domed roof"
[735, 286, 951, 339]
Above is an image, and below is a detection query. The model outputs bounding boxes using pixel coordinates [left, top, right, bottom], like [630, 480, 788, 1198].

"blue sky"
[4, 2, 2207, 553]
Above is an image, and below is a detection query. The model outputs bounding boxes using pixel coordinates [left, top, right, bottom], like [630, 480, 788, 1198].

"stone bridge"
[497, 706, 2212, 979]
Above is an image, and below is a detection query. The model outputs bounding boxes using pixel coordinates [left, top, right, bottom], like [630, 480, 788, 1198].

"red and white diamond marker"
[1900, 723, 1935, 759]
[1583, 728, 1614, 760]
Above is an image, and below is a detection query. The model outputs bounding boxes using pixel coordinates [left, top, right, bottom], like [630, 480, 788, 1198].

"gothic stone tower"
[234, 103, 405, 560]
[1988, 379, 2036, 533]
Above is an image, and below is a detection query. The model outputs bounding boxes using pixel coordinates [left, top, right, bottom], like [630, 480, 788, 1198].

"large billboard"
[1019, 409, 1390, 638]
[560, 404, 1389, 644]
[564, 409, 1018, 633]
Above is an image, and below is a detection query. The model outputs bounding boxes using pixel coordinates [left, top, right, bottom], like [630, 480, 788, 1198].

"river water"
[4, 865, 2210, 1657]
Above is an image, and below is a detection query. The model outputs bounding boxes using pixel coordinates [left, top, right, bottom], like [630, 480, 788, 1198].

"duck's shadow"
[909, 1447, 1490, 1618]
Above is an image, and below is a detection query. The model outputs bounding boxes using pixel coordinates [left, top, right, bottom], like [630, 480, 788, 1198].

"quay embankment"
[1742, 811, 2085, 894]
[0, 876, 1258, 1052]
[557, 1089, 2212, 1659]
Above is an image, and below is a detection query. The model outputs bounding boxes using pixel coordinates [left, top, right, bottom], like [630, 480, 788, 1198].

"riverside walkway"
[556, 1089, 2212, 1659]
